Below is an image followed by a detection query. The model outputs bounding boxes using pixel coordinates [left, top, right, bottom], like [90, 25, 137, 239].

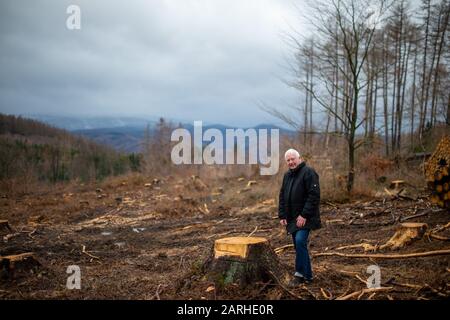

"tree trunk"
[309, 44, 314, 147]
[204, 237, 291, 287]
[0, 253, 40, 279]
[410, 43, 418, 148]
[425, 5, 442, 127]
[430, 4, 449, 125]
[398, 28, 412, 153]
[383, 34, 390, 156]
[419, 0, 431, 141]
[304, 64, 309, 145]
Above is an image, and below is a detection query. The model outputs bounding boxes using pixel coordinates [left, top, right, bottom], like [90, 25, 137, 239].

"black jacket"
[278, 162, 322, 233]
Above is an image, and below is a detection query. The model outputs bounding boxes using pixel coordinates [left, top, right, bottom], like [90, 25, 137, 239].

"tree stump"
[380, 223, 428, 250]
[205, 237, 290, 288]
[0, 253, 40, 279]
[389, 180, 405, 190]
[0, 220, 12, 234]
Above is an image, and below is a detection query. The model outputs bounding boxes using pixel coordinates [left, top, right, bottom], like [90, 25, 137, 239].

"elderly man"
[279, 148, 321, 286]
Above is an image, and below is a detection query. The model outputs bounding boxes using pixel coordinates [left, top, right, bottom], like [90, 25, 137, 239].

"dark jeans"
[292, 229, 313, 280]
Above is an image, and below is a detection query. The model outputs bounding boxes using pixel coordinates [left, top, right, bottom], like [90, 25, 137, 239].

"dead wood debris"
[336, 287, 393, 300]
[314, 248, 450, 259]
[81, 245, 100, 260]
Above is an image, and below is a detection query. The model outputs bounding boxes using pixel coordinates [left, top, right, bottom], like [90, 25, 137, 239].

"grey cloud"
[0, 0, 303, 126]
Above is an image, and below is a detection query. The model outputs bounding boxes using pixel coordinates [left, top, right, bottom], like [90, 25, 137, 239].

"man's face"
[285, 153, 301, 169]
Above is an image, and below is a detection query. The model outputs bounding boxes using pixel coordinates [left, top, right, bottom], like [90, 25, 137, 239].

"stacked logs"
[425, 135, 450, 209]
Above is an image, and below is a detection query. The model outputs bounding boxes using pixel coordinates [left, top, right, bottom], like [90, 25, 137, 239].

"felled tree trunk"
[204, 237, 290, 287]
[380, 223, 428, 250]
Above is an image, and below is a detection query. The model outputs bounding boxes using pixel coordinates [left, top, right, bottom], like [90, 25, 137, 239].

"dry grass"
[2, 127, 443, 205]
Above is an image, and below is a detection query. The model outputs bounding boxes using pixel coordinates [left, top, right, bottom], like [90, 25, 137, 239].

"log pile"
[424, 135, 450, 209]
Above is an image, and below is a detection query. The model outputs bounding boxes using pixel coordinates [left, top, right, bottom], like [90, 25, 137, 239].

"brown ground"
[0, 175, 449, 300]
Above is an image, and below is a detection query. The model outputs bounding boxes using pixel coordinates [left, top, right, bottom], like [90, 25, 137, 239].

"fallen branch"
[205, 230, 237, 239]
[178, 255, 186, 269]
[154, 284, 163, 300]
[267, 271, 302, 300]
[269, 271, 318, 300]
[247, 281, 272, 299]
[81, 245, 100, 260]
[428, 234, 450, 241]
[339, 281, 352, 298]
[360, 207, 392, 219]
[325, 219, 345, 225]
[3, 233, 20, 242]
[398, 194, 417, 201]
[419, 284, 448, 298]
[247, 226, 258, 237]
[19, 228, 37, 239]
[399, 209, 431, 222]
[383, 187, 396, 197]
[324, 201, 338, 209]
[425, 222, 450, 241]
[335, 243, 376, 251]
[335, 269, 360, 276]
[429, 222, 450, 234]
[347, 216, 397, 227]
[355, 274, 367, 285]
[385, 187, 414, 200]
[367, 292, 377, 300]
[274, 244, 294, 254]
[388, 280, 422, 290]
[27, 229, 36, 238]
[336, 287, 393, 300]
[299, 284, 318, 300]
[314, 248, 450, 259]
[320, 288, 332, 300]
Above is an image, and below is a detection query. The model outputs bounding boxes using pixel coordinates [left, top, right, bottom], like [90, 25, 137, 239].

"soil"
[0, 176, 449, 300]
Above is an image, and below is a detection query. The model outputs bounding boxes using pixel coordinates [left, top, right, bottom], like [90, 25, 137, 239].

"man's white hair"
[284, 148, 301, 159]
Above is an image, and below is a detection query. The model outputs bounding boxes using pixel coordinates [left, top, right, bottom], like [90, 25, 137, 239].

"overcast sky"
[0, 0, 312, 127]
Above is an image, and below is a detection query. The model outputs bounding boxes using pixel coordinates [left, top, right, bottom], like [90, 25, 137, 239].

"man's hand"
[280, 219, 287, 226]
[296, 215, 306, 228]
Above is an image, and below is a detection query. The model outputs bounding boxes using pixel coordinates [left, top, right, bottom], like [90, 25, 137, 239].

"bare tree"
[418, 0, 432, 139]
[298, 0, 391, 191]
[263, 0, 391, 192]
[263, 0, 449, 192]
[430, 0, 450, 125]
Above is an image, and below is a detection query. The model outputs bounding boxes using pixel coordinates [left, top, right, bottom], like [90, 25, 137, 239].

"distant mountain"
[0, 114, 138, 183]
[26, 114, 156, 131]
[73, 126, 145, 153]
[22, 115, 295, 153]
[74, 123, 295, 153]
